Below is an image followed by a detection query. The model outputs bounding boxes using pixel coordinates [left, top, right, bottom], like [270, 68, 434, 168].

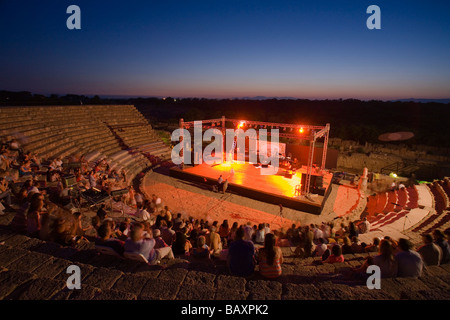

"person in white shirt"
[358, 217, 371, 234]
[313, 238, 328, 257]
[136, 204, 151, 221]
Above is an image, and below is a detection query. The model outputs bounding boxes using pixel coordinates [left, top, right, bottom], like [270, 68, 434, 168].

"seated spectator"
[258, 233, 283, 279]
[358, 217, 371, 234]
[192, 235, 211, 259]
[312, 224, 324, 242]
[136, 203, 151, 221]
[294, 226, 314, 258]
[163, 206, 172, 222]
[286, 224, 300, 246]
[417, 234, 442, 266]
[0, 177, 12, 210]
[134, 192, 144, 208]
[208, 226, 222, 257]
[19, 161, 34, 177]
[96, 203, 108, 221]
[27, 180, 40, 196]
[227, 226, 255, 277]
[95, 222, 125, 255]
[323, 244, 344, 264]
[124, 223, 157, 262]
[173, 227, 192, 256]
[432, 229, 450, 264]
[160, 220, 176, 246]
[0, 151, 11, 172]
[364, 237, 381, 253]
[350, 236, 363, 253]
[373, 240, 398, 278]
[91, 216, 102, 233]
[228, 222, 239, 245]
[243, 222, 254, 241]
[153, 229, 169, 249]
[26, 193, 45, 237]
[342, 237, 353, 254]
[396, 238, 424, 277]
[255, 224, 265, 245]
[312, 237, 328, 257]
[73, 211, 90, 241]
[218, 219, 230, 247]
[348, 222, 359, 239]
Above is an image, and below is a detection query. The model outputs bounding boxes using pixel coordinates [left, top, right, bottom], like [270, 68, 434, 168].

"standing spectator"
[396, 238, 424, 277]
[373, 240, 398, 278]
[227, 226, 256, 277]
[258, 233, 283, 279]
[432, 229, 450, 264]
[417, 234, 442, 266]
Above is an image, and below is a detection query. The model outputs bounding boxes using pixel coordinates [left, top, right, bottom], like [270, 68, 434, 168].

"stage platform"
[169, 162, 332, 214]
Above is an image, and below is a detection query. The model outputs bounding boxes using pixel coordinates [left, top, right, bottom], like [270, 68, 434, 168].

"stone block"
[5, 251, 53, 273]
[112, 274, 150, 296]
[246, 280, 283, 300]
[139, 278, 181, 300]
[83, 267, 123, 290]
[176, 283, 216, 300]
[281, 283, 321, 300]
[13, 278, 67, 300]
[183, 270, 216, 288]
[0, 269, 37, 299]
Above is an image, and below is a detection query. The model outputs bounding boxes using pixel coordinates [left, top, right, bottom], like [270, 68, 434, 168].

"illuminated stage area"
[170, 162, 332, 214]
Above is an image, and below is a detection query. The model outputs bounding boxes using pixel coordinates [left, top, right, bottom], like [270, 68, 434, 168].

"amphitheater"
[0, 105, 449, 300]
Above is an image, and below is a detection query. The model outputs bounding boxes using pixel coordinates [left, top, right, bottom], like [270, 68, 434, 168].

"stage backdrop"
[286, 144, 338, 169]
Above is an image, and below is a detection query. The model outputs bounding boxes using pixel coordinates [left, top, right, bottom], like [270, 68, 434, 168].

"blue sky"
[0, 0, 449, 99]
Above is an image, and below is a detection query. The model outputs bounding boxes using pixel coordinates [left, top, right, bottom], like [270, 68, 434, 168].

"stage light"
[237, 121, 245, 129]
[299, 127, 304, 133]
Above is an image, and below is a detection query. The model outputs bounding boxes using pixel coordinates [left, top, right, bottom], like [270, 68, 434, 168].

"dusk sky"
[1, 0, 449, 100]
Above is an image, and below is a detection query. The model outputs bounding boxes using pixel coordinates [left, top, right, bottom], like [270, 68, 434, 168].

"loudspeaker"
[285, 171, 293, 179]
[62, 175, 77, 188]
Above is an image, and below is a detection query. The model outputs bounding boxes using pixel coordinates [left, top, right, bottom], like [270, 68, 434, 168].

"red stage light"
[299, 128, 304, 133]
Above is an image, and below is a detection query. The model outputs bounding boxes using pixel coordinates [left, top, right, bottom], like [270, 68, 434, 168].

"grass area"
[155, 129, 172, 146]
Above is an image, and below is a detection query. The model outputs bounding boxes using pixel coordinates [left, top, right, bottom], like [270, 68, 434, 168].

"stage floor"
[170, 162, 332, 213]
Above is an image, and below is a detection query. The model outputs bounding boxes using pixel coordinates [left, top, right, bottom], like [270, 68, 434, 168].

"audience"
[417, 234, 442, 266]
[432, 229, 450, 264]
[396, 238, 424, 278]
[227, 226, 255, 277]
[258, 233, 283, 279]
[372, 240, 398, 278]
